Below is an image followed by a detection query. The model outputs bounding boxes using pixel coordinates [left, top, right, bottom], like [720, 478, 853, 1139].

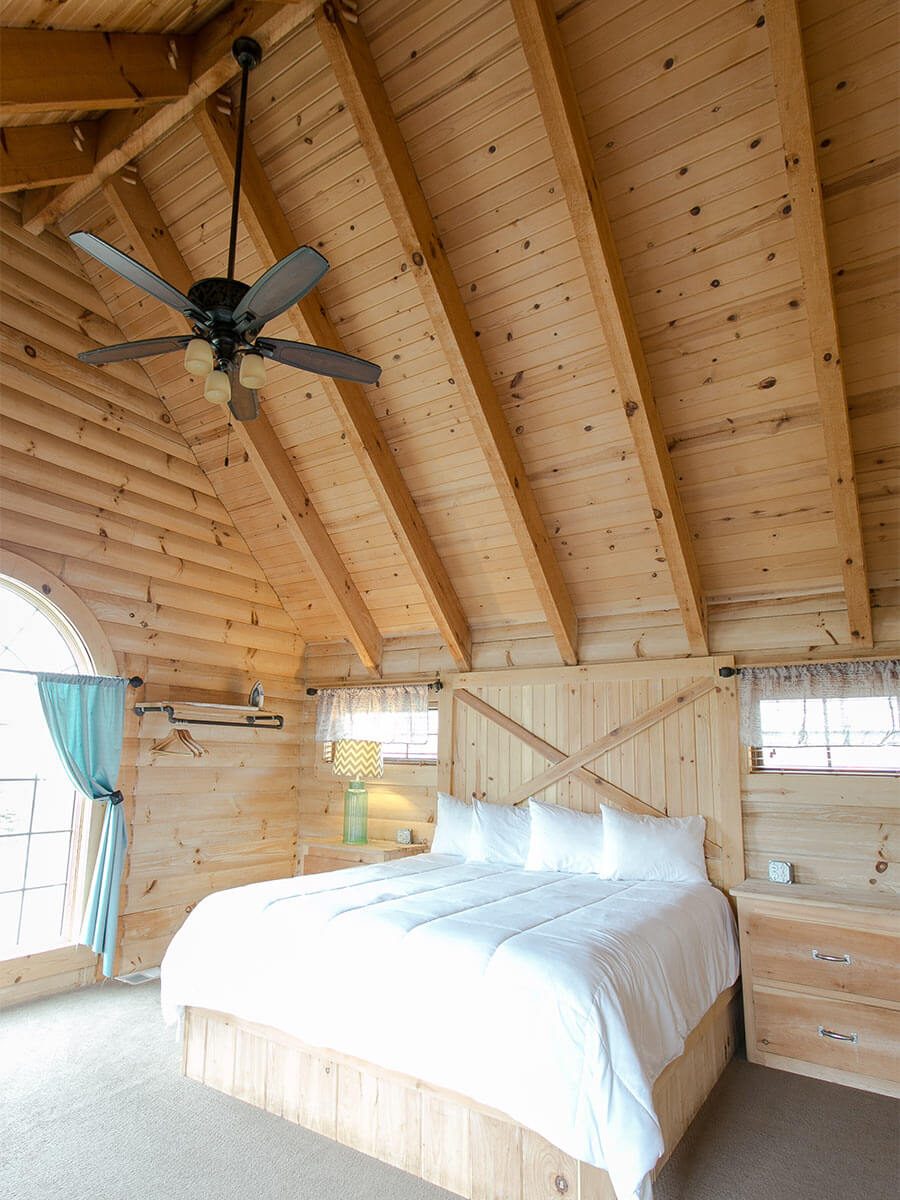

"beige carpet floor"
[1, 980, 897, 1200]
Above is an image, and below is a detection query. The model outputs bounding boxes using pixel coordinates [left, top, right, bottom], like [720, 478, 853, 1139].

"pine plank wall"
[0, 209, 305, 1001]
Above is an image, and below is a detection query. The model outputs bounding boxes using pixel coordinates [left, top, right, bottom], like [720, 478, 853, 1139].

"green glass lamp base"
[342, 780, 369, 845]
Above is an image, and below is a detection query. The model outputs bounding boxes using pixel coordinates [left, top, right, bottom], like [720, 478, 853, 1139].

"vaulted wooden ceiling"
[1, 0, 897, 673]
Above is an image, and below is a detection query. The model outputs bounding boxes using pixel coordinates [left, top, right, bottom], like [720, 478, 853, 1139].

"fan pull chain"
[224, 422, 232, 468]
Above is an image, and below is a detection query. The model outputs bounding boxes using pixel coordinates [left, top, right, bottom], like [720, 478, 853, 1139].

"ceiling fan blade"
[78, 336, 193, 365]
[232, 246, 329, 335]
[255, 337, 381, 385]
[69, 232, 209, 326]
[226, 367, 260, 422]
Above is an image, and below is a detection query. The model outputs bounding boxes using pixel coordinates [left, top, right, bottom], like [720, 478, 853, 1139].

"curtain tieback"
[100, 789, 124, 806]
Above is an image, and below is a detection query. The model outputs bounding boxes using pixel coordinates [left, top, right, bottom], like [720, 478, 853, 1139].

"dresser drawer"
[746, 912, 899, 1003]
[754, 989, 900, 1083]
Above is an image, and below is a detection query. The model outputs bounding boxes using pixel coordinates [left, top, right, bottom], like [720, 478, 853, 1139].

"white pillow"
[431, 792, 474, 856]
[525, 800, 604, 874]
[598, 804, 708, 884]
[469, 799, 531, 866]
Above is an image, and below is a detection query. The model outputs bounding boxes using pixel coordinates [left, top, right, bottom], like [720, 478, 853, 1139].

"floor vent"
[114, 967, 161, 985]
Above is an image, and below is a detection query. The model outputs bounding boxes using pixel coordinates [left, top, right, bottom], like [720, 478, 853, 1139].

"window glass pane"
[25, 832, 72, 889]
[323, 706, 440, 765]
[32, 786, 77, 834]
[0, 779, 33, 835]
[0, 891, 22, 951]
[18, 885, 66, 948]
[0, 834, 28, 891]
[755, 689, 900, 772]
[0, 574, 94, 956]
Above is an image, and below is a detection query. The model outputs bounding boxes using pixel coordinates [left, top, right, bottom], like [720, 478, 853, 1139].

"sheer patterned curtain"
[315, 684, 430, 744]
[738, 660, 900, 746]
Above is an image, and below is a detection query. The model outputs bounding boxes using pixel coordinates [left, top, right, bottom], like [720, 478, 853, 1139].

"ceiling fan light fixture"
[204, 369, 232, 405]
[239, 353, 267, 390]
[184, 338, 215, 378]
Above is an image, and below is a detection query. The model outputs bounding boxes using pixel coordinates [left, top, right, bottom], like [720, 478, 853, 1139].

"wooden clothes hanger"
[150, 727, 206, 757]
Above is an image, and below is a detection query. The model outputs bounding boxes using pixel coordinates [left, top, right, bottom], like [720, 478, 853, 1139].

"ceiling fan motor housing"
[232, 37, 263, 71]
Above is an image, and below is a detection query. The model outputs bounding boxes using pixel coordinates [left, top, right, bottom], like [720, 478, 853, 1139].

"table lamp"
[332, 739, 383, 845]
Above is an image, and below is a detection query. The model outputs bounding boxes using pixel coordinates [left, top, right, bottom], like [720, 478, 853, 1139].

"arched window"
[0, 573, 98, 956]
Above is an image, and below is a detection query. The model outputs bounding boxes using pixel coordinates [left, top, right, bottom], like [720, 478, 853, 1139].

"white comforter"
[161, 854, 739, 1200]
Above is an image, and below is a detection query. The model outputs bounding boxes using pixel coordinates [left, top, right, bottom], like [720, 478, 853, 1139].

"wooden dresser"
[299, 838, 428, 876]
[731, 881, 899, 1098]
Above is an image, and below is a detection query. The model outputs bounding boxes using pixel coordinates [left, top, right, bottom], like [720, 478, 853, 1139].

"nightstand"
[299, 838, 428, 876]
[731, 880, 899, 1098]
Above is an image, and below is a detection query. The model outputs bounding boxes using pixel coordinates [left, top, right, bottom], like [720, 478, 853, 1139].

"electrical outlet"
[768, 859, 794, 884]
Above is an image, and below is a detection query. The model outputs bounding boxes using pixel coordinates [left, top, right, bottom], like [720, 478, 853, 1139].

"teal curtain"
[37, 673, 128, 978]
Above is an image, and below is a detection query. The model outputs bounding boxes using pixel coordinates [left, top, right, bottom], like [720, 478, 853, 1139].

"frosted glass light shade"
[184, 338, 214, 377]
[239, 353, 267, 390]
[332, 739, 383, 780]
[204, 369, 231, 405]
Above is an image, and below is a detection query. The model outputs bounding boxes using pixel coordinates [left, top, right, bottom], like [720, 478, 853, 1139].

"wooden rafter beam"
[0, 121, 98, 193]
[192, 97, 472, 670]
[21, 1, 321, 235]
[100, 168, 383, 673]
[509, 0, 708, 656]
[0, 30, 191, 115]
[762, 0, 873, 646]
[315, 3, 579, 667]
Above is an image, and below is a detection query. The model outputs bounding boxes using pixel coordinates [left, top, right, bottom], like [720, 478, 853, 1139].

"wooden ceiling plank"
[0, 30, 191, 116]
[101, 169, 383, 673]
[0, 122, 99, 194]
[316, 2, 579, 666]
[20, 1, 321, 236]
[192, 98, 473, 670]
[508, 0, 709, 657]
[762, 0, 873, 648]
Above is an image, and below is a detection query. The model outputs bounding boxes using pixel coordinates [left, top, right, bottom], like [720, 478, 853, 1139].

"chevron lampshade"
[332, 739, 384, 780]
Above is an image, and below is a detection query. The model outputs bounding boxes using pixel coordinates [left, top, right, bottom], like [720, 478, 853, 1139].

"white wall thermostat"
[396, 828, 413, 845]
[768, 859, 794, 884]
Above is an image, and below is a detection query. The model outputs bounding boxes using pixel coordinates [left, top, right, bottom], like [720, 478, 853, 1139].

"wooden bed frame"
[181, 659, 745, 1196]
[182, 984, 740, 1200]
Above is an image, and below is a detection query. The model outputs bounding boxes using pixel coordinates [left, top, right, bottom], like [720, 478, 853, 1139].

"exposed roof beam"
[101, 168, 384, 673]
[762, 0, 873, 647]
[509, 0, 709, 656]
[316, 2, 579, 666]
[0, 29, 191, 116]
[193, 98, 473, 669]
[21, 1, 321, 235]
[0, 121, 98, 193]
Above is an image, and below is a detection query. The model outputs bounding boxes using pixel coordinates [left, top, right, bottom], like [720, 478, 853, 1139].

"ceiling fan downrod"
[226, 37, 263, 283]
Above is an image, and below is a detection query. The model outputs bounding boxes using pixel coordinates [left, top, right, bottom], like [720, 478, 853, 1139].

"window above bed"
[323, 705, 439, 766]
[315, 684, 438, 766]
[740, 660, 900, 774]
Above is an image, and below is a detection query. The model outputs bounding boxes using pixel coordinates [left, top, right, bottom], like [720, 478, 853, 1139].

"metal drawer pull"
[818, 1026, 858, 1044]
[811, 949, 851, 964]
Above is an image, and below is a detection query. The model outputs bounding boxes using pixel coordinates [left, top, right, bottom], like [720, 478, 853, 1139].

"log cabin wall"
[0, 209, 305, 999]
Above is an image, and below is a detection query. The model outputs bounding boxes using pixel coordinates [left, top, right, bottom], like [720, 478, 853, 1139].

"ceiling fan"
[69, 37, 380, 423]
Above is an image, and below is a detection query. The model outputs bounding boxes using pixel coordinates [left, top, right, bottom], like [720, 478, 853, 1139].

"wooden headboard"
[437, 656, 744, 890]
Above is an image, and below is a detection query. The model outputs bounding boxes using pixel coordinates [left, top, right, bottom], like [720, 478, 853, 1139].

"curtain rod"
[306, 680, 443, 697]
[0, 667, 144, 686]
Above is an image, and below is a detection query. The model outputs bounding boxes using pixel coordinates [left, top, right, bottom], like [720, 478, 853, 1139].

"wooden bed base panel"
[182, 983, 739, 1200]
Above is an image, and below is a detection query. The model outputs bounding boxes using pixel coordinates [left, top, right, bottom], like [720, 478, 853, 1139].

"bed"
[162, 852, 740, 1200]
